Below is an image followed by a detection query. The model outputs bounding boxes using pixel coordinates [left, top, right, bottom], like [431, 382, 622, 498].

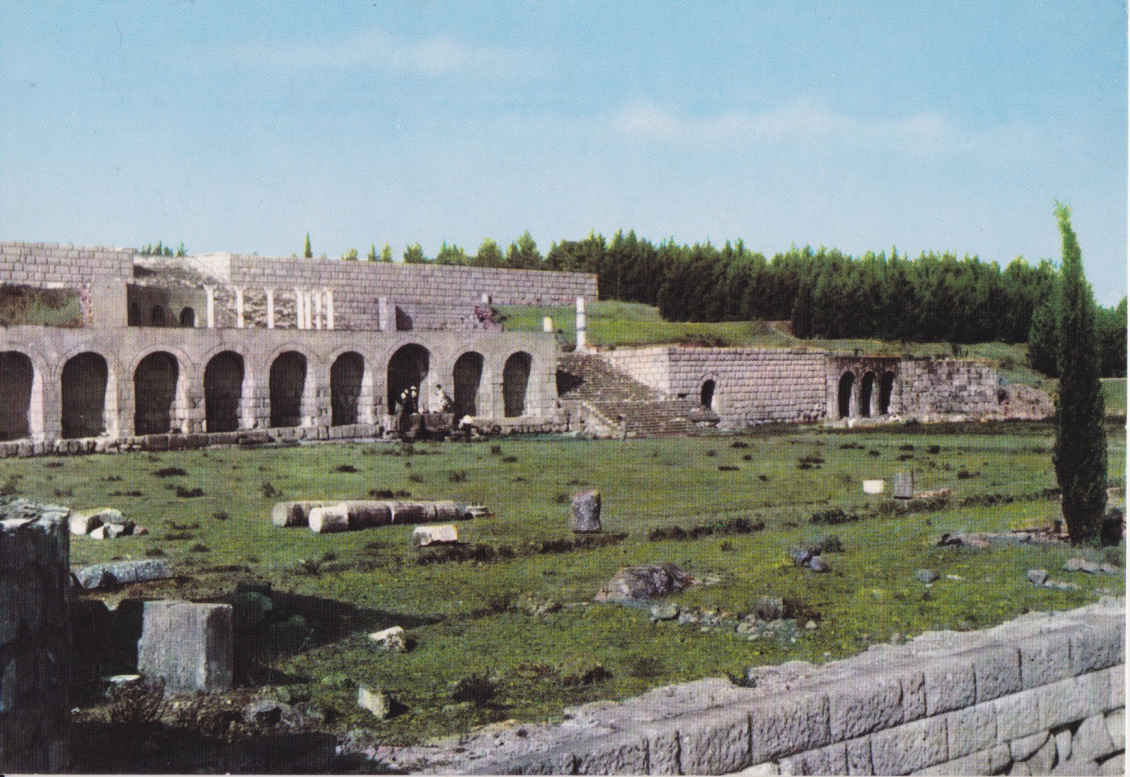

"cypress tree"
[1052, 203, 1106, 544]
[304, 233, 313, 259]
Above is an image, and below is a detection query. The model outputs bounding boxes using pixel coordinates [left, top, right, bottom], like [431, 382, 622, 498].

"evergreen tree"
[506, 231, 541, 269]
[1027, 296, 1060, 376]
[403, 243, 426, 264]
[304, 233, 313, 259]
[1052, 203, 1106, 545]
[342, 248, 359, 261]
[474, 238, 504, 267]
[380, 243, 393, 263]
[367, 243, 377, 262]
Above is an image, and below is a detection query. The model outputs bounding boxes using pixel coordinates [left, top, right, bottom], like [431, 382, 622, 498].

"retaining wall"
[605, 347, 828, 427]
[399, 598, 1125, 775]
[0, 242, 133, 287]
[900, 359, 1002, 418]
[0, 499, 71, 772]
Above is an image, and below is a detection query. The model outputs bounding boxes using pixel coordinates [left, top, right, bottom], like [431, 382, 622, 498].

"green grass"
[0, 283, 83, 327]
[12, 422, 1124, 744]
[1102, 378, 1126, 417]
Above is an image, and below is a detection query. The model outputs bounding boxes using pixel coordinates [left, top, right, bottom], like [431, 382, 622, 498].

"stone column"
[205, 286, 215, 328]
[576, 297, 587, 351]
[265, 288, 275, 329]
[295, 288, 305, 330]
[313, 289, 323, 330]
[234, 287, 245, 329]
[325, 288, 335, 330]
[542, 316, 554, 333]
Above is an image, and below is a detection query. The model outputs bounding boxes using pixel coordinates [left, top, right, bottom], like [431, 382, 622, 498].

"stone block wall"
[605, 347, 827, 427]
[900, 359, 1002, 419]
[0, 242, 133, 288]
[434, 598, 1124, 775]
[228, 254, 598, 331]
[0, 499, 71, 772]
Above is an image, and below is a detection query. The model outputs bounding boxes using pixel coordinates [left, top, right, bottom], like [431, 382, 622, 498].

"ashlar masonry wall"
[0, 242, 133, 287]
[0, 499, 71, 773]
[605, 347, 827, 427]
[438, 598, 1125, 775]
[900, 359, 1003, 419]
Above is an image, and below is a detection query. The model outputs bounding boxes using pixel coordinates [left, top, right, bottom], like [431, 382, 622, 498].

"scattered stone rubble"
[569, 489, 602, 533]
[272, 499, 473, 533]
[593, 563, 696, 603]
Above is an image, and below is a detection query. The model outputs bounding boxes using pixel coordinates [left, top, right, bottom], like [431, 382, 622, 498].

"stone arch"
[860, 372, 876, 418]
[879, 371, 896, 415]
[838, 372, 854, 419]
[133, 352, 181, 435]
[179, 307, 196, 327]
[453, 351, 485, 417]
[128, 303, 141, 326]
[269, 351, 308, 428]
[503, 351, 532, 417]
[61, 352, 110, 438]
[0, 351, 34, 440]
[387, 344, 430, 412]
[330, 351, 366, 426]
[700, 378, 717, 410]
[151, 305, 166, 327]
[204, 351, 245, 432]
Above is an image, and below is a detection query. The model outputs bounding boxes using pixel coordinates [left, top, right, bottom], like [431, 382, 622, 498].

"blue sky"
[2, 1, 1126, 304]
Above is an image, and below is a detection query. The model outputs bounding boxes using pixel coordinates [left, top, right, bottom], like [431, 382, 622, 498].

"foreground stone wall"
[0, 242, 132, 287]
[387, 598, 1124, 775]
[0, 499, 71, 772]
[605, 347, 829, 427]
[900, 359, 1002, 419]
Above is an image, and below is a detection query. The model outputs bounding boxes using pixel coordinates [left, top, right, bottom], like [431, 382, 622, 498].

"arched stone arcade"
[388, 344, 430, 413]
[503, 352, 532, 417]
[133, 351, 181, 435]
[204, 351, 245, 433]
[61, 352, 110, 438]
[0, 352, 34, 440]
[837, 372, 854, 419]
[860, 372, 876, 418]
[330, 351, 366, 426]
[269, 351, 309, 428]
[452, 352, 485, 418]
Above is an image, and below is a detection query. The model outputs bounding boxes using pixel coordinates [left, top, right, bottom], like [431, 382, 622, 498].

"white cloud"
[611, 98, 974, 154]
[231, 27, 536, 79]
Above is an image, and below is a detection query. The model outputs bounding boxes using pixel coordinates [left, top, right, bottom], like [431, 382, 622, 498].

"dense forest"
[335, 229, 1128, 377]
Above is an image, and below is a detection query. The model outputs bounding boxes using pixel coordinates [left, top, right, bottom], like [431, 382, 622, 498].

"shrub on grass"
[408, 473, 424, 483]
[189, 543, 209, 553]
[705, 449, 717, 457]
[743, 454, 753, 461]
[449, 470, 468, 482]
[502, 455, 518, 463]
[211, 511, 229, 521]
[626, 656, 664, 679]
[154, 467, 187, 477]
[554, 492, 570, 504]
[451, 673, 496, 707]
[162, 532, 194, 541]
[174, 486, 204, 498]
[718, 465, 739, 471]
[261, 481, 280, 498]
[369, 488, 395, 498]
[335, 464, 359, 473]
[809, 508, 860, 525]
[731, 440, 749, 449]
[145, 547, 166, 557]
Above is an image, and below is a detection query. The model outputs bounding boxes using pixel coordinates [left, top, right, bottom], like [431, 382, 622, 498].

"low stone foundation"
[0, 499, 71, 772]
[361, 597, 1125, 775]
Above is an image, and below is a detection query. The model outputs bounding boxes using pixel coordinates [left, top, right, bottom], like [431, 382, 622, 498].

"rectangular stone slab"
[136, 600, 233, 693]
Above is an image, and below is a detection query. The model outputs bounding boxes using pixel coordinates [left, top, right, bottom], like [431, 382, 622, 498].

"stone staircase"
[557, 352, 716, 437]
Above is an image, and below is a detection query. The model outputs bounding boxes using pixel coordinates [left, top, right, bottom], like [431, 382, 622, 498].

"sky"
[2, 1, 1126, 305]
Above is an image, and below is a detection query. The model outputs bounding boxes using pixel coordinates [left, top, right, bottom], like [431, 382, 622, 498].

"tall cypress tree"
[304, 233, 313, 259]
[1052, 203, 1107, 544]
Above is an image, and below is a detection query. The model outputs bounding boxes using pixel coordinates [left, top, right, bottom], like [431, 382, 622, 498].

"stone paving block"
[923, 656, 977, 715]
[827, 672, 904, 740]
[870, 716, 949, 775]
[677, 707, 752, 775]
[947, 700, 997, 757]
[136, 600, 233, 693]
[749, 690, 830, 763]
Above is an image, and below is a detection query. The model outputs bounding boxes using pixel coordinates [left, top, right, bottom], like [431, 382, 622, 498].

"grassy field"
[11, 421, 1125, 744]
[500, 301, 1051, 389]
[1102, 378, 1126, 417]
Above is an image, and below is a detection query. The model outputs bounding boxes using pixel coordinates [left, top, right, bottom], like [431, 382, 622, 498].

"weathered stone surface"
[411, 524, 458, 547]
[914, 750, 990, 775]
[738, 762, 780, 776]
[779, 742, 846, 776]
[1054, 727, 1072, 763]
[390, 502, 429, 524]
[808, 556, 830, 573]
[914, 569, 939, 584]
[1103, 708, 1124, 749]
[1027, 568, 1049, 586]
[68, 510, 100, 536]
[971, 645, 1023, 702]
[357, 686, 391, 719]
[870, 716, 948, 775]
[845, 735, 873, 775]
[996, 689, 1042, 741]
[1097, 752, 1124, 776]
[677, 707, 752, 775]
[827, 672, 903, 740]
[1027, 734, 1057, 774]
[989, 742, 1013, 773]
[947, 701, 997, 757]
[594, 563, 694, 602]
[1070, 623, 1123, 674]
[368, 626, 408, 652]
[570, 489, 601, 533]
[1020, 630, 1073, 689]
[572, 731, 648, 775]
[308, 503, 350, 534]
[243, 698, 302, 728]
[748, 691, 831, 763]
[137, 600, 233, 693]
[923, 656, 976, 715]
[900, 670, 927, 722]
[1074, 714, 1117, 763]
[271, 500, 325, 528]
[649, 602, 679, 621]
[73, 559, 172, 589]
[1010, 730, 1049, 761]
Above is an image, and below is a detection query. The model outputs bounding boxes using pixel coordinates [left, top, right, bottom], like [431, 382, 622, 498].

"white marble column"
[575, 297, 587, 351]
[313, 289, 323, 330]
[295, 288, 305, 329]
[325, 288, 335, 330]
[235, 287, 245, 328]
[205, 286, 215, 328]
[266, 288, 275, 329]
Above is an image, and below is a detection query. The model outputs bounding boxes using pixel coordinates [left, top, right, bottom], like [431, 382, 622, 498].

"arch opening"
[838, 372, 854, 419]
[453, 352, 484, 418]
[151, 306, 166, 326]
[860, 372, 876, 418]
[0, 352, 33, 440]
[388, 345, 430, 413]
[700, 379, 716, 410]
[331, 352, 365, 426]
[128, 303, 141, 326]
[879, 371, 896, 415]
[134, 352, 179, 435]
[179, 307, 196, 327]
[270, 351, 307, 428]
[62, 352, 109, 438]
[503, 352, 532, 417]
[204, 351, 244, 432]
